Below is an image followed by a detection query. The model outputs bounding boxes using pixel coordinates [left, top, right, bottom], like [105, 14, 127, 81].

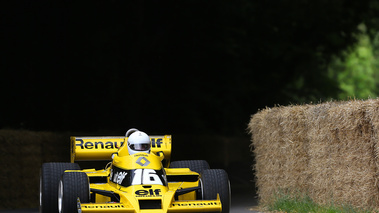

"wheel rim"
[228, 180, 231, 211]
[39, 176, 42, 211]
[58, 180, 63, 213]
[199, 178, 204, 199]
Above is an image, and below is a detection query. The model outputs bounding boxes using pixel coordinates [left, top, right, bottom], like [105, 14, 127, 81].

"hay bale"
[249, 99, 379, 209]
[249, 105, 310, 203]
[305, 102, 337, 204]
[327, 100, 377, 207]
[249, 107, 280, 204]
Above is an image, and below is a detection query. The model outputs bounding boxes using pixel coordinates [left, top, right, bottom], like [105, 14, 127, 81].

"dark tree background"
[2, 0, 379, 136]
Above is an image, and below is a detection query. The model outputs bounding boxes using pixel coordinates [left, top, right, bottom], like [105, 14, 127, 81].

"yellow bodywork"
[68, 135, 222, 213]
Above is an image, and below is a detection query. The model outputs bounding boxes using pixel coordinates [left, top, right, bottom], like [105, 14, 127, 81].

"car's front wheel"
[58, 172, 90, 213]
[200, 169, 231, 213]
[40, 163, 80, 213]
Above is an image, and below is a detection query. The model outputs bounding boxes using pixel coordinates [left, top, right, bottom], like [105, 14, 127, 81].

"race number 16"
[132, 169, 163, 185]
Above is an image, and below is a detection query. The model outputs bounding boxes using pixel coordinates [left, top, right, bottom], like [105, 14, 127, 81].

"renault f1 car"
[40, 134, 230, 213]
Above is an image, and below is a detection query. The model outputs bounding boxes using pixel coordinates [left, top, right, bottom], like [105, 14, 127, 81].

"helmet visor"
[130, 143, 151, 151]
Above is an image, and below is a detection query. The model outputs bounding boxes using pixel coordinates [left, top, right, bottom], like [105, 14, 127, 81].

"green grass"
[267, 193, 375, 213]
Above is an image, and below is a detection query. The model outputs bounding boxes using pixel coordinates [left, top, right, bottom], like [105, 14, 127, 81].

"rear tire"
[58, 172, 90, 213]
[40, 163, 80, 213]
[201, 169, 231, 213]
[170, 160, 210, 173]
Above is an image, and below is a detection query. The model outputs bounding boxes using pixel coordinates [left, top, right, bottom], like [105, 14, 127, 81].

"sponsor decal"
[83, 204, 124, 209]
[135, 189, 162, 197]
[136, 157, 150, 166]
[76, 138, 163, 149]
[111, 171, 128, 184]
[151, 138, 163, 148]
[134, 153, 148, 157]
[76, 139, 123, 149]
[172, 202, 220, 207]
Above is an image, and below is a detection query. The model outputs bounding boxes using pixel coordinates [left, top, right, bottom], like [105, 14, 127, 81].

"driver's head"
[127, 130, 151, 155]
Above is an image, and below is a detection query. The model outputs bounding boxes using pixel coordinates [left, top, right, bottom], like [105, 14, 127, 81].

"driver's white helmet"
[126, 130, 151, 155]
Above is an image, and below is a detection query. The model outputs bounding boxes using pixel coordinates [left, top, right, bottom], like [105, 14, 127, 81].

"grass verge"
[267, 192, 375, 213]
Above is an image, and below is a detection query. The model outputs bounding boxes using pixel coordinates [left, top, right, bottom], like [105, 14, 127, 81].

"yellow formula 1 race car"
[39, 131, 230, 213]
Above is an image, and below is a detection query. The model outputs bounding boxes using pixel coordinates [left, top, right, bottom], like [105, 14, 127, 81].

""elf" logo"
[135, 189, 161, 197]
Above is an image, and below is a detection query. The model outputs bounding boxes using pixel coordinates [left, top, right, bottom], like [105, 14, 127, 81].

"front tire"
[40, 162, 80, 213]
[58, 172, 90, 213]
[201, 169, 231, 213]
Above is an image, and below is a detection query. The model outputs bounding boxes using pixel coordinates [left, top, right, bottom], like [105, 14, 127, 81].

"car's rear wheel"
[200, 169, 231, 213]
[170, 160, 210, 173]
[40, 162, 80, 213]
[58, 172, 90, 213]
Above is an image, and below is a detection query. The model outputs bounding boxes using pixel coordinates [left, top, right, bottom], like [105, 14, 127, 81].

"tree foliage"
[328, 25, 378, 100]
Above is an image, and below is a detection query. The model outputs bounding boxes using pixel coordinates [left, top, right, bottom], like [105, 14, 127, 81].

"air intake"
[139, 200, 162, 209]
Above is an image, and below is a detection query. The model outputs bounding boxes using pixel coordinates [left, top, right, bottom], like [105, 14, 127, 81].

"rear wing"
[70, 135, 172, 163]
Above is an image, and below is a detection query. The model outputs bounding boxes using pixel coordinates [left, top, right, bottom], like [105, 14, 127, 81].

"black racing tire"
[40, 162, 80, 213]
[170, 160, 210, 173]
[201, 169, 231, 213]
[58, 172, 90, 213]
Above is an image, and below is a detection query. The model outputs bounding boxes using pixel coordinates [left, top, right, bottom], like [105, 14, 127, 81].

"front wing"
[78, 195, 222, 213]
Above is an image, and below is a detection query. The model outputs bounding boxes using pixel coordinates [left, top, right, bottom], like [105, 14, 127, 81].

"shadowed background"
[2, 0, 379, 210]
[3, 1, 379, 134]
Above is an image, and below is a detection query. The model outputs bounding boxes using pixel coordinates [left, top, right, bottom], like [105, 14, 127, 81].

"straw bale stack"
[248, 99, 379, 208]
